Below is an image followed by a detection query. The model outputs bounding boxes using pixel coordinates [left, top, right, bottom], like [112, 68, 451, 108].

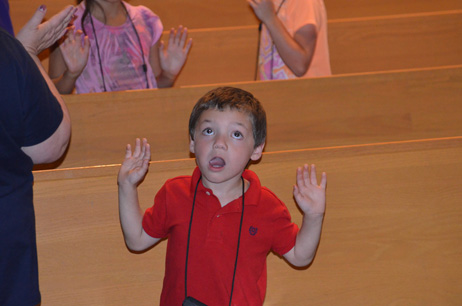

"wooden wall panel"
[9, 0, 462, 32]
[34, 66, 462, 170]
[172, 11, 462, 85]
[33, 137, 462, 305]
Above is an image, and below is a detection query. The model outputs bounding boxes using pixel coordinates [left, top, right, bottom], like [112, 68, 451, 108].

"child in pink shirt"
[49, 0, 192, 93]
[249, 0, 331, 80]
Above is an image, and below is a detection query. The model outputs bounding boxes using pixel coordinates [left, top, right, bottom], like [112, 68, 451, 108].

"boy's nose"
[213, 134, 227, 150]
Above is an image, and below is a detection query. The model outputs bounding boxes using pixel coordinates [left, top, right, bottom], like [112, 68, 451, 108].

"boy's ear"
[250, 143, 265, 161]
[189, 136, 195, 154]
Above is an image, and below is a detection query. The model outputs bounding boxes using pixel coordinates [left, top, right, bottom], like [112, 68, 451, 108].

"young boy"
[118, 87, 327, 305]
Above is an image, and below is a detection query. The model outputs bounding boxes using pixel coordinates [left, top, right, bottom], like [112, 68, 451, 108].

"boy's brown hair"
[189, 87, 267, 147]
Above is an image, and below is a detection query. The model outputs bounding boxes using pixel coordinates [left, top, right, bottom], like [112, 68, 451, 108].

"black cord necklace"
[88, 2, 149, 92]
[185, 176, 245, 305]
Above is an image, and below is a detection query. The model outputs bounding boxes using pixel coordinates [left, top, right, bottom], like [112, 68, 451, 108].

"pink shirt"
[73, 2, 162, 93]
[259, 0, 331, 80]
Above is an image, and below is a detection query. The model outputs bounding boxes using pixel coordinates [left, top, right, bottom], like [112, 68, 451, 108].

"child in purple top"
[49, 0, 192, 94]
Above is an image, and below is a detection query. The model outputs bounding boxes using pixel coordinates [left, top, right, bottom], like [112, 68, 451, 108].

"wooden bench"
[36, 66, 462, 170]
[33, 136, 462, 305]
[9, 0, 462, 31]
[10, 5, 461, 86]
[325, 0, 462, 20]
[171, 11, 462, 86]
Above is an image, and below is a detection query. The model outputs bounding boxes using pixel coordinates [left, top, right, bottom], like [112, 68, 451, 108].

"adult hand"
[17, 5, 76, 55]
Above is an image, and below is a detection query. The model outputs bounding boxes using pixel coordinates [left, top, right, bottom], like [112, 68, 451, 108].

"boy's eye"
[232, 131, 243, 139]
[202, 128, 214, 135]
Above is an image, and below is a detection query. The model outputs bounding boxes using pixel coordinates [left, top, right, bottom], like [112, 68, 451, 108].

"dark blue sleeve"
[0, 28, 63, 148]
[0, 0, 14, 36]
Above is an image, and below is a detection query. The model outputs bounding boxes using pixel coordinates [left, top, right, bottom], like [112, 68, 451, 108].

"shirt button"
[206, 191, 211, 196]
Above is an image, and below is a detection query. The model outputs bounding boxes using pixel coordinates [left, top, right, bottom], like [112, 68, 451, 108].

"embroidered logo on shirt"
[249, 226, 258, 236]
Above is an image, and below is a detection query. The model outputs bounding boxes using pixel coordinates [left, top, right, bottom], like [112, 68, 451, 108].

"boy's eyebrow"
[232, 121, 249, 129]
[199, 119, 250, 128]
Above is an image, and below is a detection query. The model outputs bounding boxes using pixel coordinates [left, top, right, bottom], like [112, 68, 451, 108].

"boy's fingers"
[124, 144, 132, 158]
[295, 167, 303, 187]
[320, 172, 327, 189]
[133, 138, 141, 157]
[310, 164, 317, 185]
[141, 138, 150, 158]
[144, 143, 151, 161]
[303, 164, 310, 185]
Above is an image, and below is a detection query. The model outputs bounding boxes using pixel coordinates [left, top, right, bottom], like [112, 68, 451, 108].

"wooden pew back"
[171, 11, 462, 86]
[33, 137, 462, 305]
[9, 0, 462, 32]
[40, 66, 462, 170]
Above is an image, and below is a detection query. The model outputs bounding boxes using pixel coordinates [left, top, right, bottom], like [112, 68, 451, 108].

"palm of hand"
[117, 139, 151, 187]
[120, 156, 148, 186]
[159, 26, 192, 76]
[160, 45, 187, 76]
[293, 164, 327, 215]
[60, 30, 89, 76]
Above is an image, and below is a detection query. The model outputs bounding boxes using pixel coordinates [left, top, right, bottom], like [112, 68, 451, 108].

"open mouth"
[209, 157, 226, 168]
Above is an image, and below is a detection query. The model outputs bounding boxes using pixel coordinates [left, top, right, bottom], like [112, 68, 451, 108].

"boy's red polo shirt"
[143, 167, 298, 306]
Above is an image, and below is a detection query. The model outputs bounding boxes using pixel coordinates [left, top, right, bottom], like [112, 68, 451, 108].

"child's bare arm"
[283, 164, 326, 267]
[248, 0, 317, 77]
[118, 138, 160, 251]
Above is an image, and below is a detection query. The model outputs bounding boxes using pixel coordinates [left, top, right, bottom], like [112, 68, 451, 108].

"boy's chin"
[200, 170, 244, 185]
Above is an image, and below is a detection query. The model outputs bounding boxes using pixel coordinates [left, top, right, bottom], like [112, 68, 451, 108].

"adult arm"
[283, 164, 326, 267]
[20, 53, 71, 164]
[248, 0, 317, 77]
[118, 138, 161, 251]
[17, 5, 74, 163]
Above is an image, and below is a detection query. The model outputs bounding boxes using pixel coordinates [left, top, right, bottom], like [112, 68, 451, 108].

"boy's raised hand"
[117, 138, 151, 187]
[159, 25, 193, 78]
[293, 164, 326, 215]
